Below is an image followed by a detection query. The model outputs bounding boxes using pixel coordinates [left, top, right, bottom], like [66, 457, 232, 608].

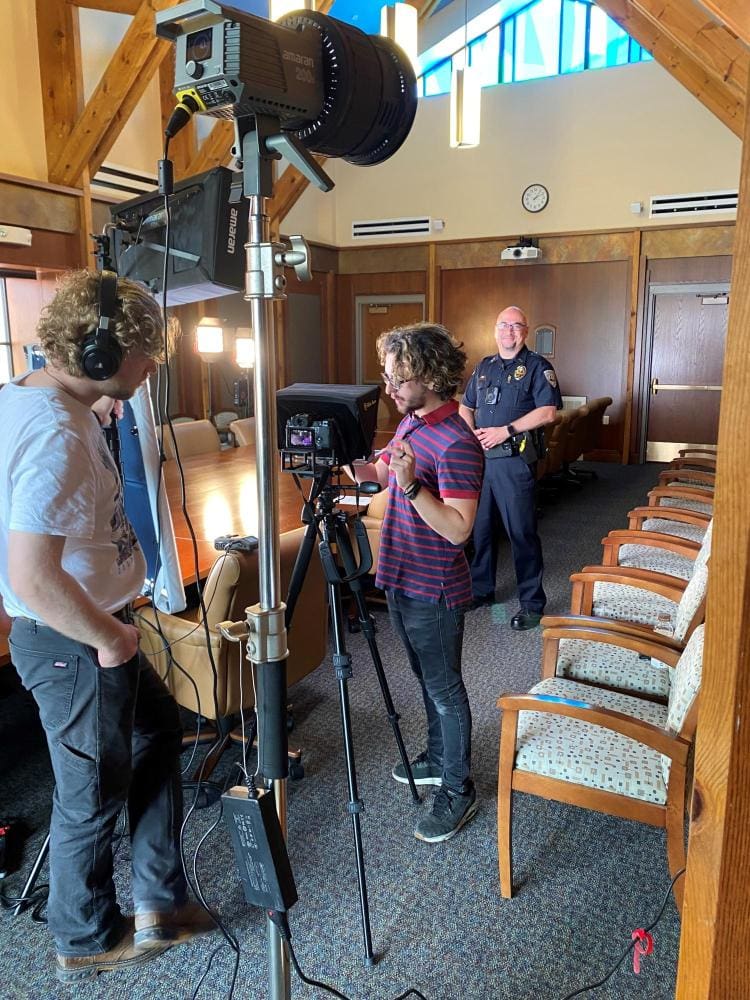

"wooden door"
[358, 298, 425, 429]
[644, 288, 729, 461]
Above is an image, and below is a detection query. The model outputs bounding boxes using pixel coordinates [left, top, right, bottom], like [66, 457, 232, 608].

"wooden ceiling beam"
[629, 0, 748, 99]
[70, 0, 142, 13]
[36, 0, 83, 175]
[49, 0, 182, 187]
[594, 0, 745, 138]
[695, 0, 750, 47]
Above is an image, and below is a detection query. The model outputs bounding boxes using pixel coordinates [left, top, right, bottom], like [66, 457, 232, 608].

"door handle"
[651, 378, 721, 396]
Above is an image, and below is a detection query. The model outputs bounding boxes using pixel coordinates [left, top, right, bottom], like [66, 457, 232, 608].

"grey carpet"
[0, 461, 681, 1000]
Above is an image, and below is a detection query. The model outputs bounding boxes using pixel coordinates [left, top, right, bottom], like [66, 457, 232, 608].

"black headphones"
[80, 270, 123, 381]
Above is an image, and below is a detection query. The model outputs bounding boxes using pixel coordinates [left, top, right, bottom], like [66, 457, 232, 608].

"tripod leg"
[326, 573, 375, 966]
[13, 832, 50, 917]
[335, 525, 420, 804]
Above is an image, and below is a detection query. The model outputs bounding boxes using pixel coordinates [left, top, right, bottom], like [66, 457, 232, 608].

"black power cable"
[269, 911, 428, 1000]
[560, 869, 686, 999]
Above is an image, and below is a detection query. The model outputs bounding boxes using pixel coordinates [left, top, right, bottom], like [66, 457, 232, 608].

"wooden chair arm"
[497, 693, 691, 763]
[540, 613, 685, 649]
[541, 624, 681, 667]
[627, 506, 711, 530]
[674, 453, 717, 466]
[575, 564, 688, 593]
[601, 530, 700, 564]
[647, 486, 714, 508]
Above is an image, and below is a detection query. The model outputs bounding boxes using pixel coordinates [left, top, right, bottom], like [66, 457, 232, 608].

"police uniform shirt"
[462, 345, 562, 429]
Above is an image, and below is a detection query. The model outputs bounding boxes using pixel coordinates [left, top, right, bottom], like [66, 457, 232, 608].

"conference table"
[163, 443, 312, 584]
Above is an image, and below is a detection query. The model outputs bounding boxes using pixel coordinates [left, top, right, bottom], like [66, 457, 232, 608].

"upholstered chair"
[497, 625, 704, 909]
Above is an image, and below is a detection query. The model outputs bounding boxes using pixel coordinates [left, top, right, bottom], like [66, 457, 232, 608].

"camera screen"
[289, 429, 314, 448]
[186, 28, 213, 63]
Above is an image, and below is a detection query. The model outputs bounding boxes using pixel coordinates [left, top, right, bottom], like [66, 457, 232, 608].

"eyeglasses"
[496, 322, 528, 333]
[382, 371, 409, 391]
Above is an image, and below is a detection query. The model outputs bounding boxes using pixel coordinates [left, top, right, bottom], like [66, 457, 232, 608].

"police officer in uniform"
[459, 306, 562, 630]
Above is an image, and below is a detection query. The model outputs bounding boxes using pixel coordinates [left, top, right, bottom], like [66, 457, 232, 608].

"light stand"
[195, 318, 224, 420]
[231, 113, 333, 1000]
[235, 330, 254, 418]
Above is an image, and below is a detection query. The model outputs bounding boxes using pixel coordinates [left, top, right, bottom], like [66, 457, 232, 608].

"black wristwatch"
[506, 424, 518, 437]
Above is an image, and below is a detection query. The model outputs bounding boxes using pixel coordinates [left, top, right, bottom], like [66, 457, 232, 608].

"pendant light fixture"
[449, 0, 481, 148]
[380, 3, 419, 70]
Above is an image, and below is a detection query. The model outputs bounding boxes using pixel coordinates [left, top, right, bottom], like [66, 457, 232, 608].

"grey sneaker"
[414, 783, 477, 843]
[392, 751, 442, 786]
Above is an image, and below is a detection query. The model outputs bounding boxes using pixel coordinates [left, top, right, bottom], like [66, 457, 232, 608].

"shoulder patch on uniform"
[544, 369, 558, 388]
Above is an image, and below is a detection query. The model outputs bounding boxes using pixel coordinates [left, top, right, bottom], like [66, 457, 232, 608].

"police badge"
[513, 365, 526, 381]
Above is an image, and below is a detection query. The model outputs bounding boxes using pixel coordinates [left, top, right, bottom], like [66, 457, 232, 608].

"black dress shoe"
[510, 610, 542, 631]
[470, 593, 495, 610]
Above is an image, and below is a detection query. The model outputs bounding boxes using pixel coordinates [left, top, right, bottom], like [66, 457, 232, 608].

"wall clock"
[522, 184, 549, 213]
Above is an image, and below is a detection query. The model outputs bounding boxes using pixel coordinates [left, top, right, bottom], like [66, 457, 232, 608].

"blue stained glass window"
[561, 0, 588, 74]
[423, 59, 453, 97]
[501, 18, 515, 83]
[418, 0, 650, 96]
[514, 0, 561, 81]
[588, 5, 630, 68]
[469, 26, 501, 87]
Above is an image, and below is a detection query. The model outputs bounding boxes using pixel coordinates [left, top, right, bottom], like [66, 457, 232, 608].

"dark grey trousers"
[9, 617, 186, 956]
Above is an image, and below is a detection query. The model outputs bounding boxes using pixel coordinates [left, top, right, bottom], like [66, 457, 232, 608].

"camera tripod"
[284, 467, 419, 964]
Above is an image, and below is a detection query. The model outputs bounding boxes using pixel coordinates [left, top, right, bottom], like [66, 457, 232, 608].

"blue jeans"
[9, 617, 186, 956]
[385, 590, 472, 794]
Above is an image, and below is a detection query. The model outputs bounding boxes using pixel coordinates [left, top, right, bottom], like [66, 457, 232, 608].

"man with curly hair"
[351, 323, 483, 842]
[0, 270, 213, 983]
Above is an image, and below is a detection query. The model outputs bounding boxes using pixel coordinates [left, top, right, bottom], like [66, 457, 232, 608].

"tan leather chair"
[228, 417, 256, 447]
[137, 527, 327, 734]
[562, 405, 591, 484]
[162, 419, 221, 460]
[359, 488, 389, 567]
[580, 396, 613, 457]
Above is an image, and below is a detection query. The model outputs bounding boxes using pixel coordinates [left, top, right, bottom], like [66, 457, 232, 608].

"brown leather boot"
[56, 921, 168, 984]
[133, 901, 217, 952]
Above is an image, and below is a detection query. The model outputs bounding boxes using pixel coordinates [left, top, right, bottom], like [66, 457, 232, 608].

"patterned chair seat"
[666, 477, 714, 491]
[616, 543, 694, 581]
[592, 582, 676, 629]
[514, 677, 669, 805]
[641, 518, 707, 543]
[658, 497, 712, 514]
[555, 637, 671, 698]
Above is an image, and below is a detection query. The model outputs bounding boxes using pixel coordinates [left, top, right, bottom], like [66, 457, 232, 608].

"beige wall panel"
[2, 0, 47, 180]
[283, 168, 338, 246]
[437, 232, 634, 269]
[317, 62, 740, 247]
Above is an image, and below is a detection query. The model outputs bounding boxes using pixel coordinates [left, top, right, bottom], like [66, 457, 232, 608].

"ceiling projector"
[501, 244, 541, 261]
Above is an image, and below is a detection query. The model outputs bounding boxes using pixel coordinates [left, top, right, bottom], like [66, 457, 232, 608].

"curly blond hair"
[376, 323, 467, 400]
[37, 270, 178, 376]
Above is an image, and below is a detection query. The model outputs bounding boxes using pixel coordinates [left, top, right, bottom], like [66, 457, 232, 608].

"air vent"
[352, 216, 432, 239]
[91, 163, 159, 203]
[649, 190, 738, 218]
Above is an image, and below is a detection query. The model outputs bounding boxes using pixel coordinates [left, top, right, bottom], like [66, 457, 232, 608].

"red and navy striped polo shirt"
[375, 399, 484, 609]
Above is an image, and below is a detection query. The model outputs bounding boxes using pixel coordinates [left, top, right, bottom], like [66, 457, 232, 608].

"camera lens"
[512, 247, 522, 258]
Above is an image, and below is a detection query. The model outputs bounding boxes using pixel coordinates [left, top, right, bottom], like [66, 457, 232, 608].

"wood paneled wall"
[336, 271, 428, 383]
[441, 261, 630, 459]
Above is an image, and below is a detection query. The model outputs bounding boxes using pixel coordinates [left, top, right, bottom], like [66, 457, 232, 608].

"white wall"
[2, 0, 47, 180]
[287, 60, 742, 247]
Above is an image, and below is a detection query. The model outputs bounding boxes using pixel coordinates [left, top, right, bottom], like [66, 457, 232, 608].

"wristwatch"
[506, 424, 518, 437]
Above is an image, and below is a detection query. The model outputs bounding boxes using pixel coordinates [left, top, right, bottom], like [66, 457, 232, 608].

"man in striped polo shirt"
[352, 323, 483, 843]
